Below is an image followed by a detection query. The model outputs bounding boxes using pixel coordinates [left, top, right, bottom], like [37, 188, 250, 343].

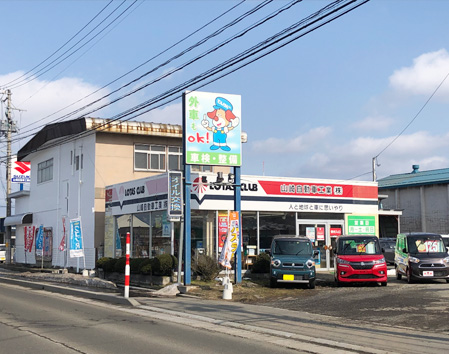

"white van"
[0, 244, 6, 263]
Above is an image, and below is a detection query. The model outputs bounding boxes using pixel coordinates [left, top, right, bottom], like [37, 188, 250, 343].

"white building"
[6, 117, 204, 269]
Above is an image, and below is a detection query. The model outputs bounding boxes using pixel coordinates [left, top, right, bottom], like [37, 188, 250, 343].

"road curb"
[0, 275, 140, 307]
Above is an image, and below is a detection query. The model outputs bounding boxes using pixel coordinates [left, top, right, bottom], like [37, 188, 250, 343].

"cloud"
[352, 115, 393, 132]
[247, 129, 449, 180]
[312, 130, 449, 179]
[250, 126, 332, 154]
[1, 72, 109, 124]
[140, 102, 182, 125]
[389, 49, 449, 99]
[0, 72, 109, 150]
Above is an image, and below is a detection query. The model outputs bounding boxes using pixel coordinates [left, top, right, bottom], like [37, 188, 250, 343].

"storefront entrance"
[297, 220, 344, 270]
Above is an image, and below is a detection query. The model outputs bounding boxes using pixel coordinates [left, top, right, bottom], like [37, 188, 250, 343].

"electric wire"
[72, 0, 353, 126]
[10, 0, 287, 142]
[5, 0, 369, 161]
[18, 0, 145, 106]
[17, 0, 244, 117]
[2, 0, 250, 152]
[366, 62, 449, 181]
[4, 1, 137, 90]
[45, 0, 295, 124]
[374, 70, 449, 159]
[3, 0, 365, 160]
[0, 0, 115, 89]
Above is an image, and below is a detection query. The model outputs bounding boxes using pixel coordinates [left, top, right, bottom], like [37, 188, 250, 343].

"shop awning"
[4, 213, 33, 226]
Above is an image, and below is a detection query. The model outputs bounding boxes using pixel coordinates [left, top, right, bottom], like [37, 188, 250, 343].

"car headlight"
[271, 259, 281, 267]
[336, 257, 350, 264]
[373, 257, 386, 264]
[306, 259, 315, 268]
[443, 257, 449, 265]
[409, 256, 420, 263]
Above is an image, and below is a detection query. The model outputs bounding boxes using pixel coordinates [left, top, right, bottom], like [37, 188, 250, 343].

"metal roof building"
[378, 165, 449, 235]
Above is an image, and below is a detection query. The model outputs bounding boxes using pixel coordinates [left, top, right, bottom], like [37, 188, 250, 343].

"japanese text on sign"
[281, 184, 343, 196]
[184, 91, 242, 166]
[168, 172, 183, 217]
[70, 219, 84, 258]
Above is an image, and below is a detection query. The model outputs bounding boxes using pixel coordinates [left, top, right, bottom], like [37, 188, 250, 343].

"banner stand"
[222, 268, 233, 300]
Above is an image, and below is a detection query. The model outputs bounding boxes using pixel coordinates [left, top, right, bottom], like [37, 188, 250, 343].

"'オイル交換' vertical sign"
[168, 172, 183, 219]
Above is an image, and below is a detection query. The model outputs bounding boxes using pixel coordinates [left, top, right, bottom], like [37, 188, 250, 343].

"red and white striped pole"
[124, 232, 130, 298]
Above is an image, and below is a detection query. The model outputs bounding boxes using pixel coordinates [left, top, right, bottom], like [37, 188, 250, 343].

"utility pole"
[372, 157, 377, 182]
[1, 89, 18, 264]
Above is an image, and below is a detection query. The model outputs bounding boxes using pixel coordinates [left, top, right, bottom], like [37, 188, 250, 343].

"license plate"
[423, 271, 434, 277]
[283, 274, 294, 281]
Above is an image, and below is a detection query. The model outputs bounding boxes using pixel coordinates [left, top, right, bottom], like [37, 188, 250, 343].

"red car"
[334, 235, 387, 286]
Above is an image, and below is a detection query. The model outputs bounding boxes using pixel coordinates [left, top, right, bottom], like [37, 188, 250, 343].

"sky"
[1, 0, 449, 204]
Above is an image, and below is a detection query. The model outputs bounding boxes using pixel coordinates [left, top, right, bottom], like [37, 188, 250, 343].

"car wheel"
[309, 279, 316, 289]
[380, 282, 387, 287]
[406, 267, 414, 284]
[395, 267, 402, 280]
[335, 276, 342, 287]
[270, 277, 277, 288]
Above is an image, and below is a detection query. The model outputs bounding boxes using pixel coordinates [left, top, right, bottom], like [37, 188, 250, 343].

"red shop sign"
[330, 228, 342, 237]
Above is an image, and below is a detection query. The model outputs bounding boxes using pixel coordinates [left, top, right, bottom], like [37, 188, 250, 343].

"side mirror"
[381, 248, 385, 253]
[313, 250, 319, 257]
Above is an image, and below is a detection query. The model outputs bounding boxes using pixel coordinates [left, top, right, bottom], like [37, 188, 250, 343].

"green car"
[269, 236, 318, 289]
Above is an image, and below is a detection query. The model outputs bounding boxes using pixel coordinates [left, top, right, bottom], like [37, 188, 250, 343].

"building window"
[37, 158, 53, 183]
[134, 144, 166, 171]
[168, 146, 183, 171]
[134, 144, 209, 172]
[191, 165, 212, 172]
[75, 154, 83, 171]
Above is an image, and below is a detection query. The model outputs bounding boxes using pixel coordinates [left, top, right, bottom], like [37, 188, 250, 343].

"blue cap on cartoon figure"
[213, 97, 233, 111]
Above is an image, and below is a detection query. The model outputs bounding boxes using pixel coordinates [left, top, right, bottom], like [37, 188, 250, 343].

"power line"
[4, 1, 138, 90]
[18, 0, 145, 107]
[9, 0, 370, 161]
[10, 0, 280, 143]
[374, 70, 449, 159]
[0, 0, 248, 156]
[0, 0, 115, 89]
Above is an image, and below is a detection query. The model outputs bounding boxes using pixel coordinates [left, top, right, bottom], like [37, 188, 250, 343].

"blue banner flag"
[70, 218, 84, 258]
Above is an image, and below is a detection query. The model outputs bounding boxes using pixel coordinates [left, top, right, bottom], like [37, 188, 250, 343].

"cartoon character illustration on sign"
[201, 97, 240, 151]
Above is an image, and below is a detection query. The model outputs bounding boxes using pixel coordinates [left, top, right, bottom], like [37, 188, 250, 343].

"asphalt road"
[0, 283, 299, 354]
[1, 268, 449, 354]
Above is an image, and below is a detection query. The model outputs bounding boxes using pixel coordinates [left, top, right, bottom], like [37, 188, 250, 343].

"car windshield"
[0, 245, 6, 251]
[273, 240, 312, 256]
[408, 236, 446, 254]
[339, 238, 381, 255]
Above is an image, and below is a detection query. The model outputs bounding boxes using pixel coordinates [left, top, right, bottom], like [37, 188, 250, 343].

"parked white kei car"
[0, 244, 6, 263]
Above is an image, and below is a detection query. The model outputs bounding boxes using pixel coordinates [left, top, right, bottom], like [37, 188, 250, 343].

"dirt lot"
[186, 276, 449, 333]
[187, 277, 327, 304]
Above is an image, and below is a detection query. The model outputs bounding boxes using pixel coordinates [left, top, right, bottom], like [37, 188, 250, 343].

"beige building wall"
[91, 128, 231, 252]
[92, 131, 183, 250]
